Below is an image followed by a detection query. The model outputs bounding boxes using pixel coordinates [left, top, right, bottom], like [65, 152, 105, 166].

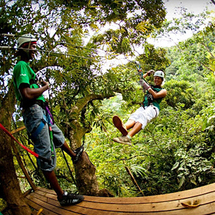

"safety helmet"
[154, 70, 164, 79]
[17, 34, 37, 49]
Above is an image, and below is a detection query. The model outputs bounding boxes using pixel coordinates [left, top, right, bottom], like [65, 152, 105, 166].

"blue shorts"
[23, 104, 65, 171]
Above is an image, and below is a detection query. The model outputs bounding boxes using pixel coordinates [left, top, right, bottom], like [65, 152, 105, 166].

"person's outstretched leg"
[128, 122, 142, 138]
[124, 119, 135, 130]
[112, 118, 137, 145]
[112, 122, 142, 145]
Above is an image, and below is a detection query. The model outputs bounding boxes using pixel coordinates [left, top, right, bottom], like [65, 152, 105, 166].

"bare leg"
[61, 141, 76, 157]
[43, 170, 64, 200]
[125, 119, 135, 130]
[128, 122, 142, 137]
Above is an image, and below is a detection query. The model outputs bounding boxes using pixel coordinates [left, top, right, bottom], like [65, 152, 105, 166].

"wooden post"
[11, 126, 26, 134]
[10, 139, 37, 191]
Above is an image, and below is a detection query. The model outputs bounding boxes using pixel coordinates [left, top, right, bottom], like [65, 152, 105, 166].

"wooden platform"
[26, 184, 215, 215]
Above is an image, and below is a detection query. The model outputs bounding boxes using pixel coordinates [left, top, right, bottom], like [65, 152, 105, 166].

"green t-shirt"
[13, 61, 45, 102]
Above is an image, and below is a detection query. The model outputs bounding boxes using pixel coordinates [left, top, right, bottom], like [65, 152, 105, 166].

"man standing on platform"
[13, 33, 84, 206]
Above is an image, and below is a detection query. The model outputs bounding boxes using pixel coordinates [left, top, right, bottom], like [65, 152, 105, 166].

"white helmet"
[17, 34, 37, 49]
[154, 70, 164, 78]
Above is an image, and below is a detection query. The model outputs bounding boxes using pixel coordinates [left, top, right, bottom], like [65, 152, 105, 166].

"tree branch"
[70, 93, 115, 115]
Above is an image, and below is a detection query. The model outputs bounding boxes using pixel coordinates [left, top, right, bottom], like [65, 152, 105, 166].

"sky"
[165, 0, 211, 19]
[103, 0, 213, 70]
[148, 0, 213, 47]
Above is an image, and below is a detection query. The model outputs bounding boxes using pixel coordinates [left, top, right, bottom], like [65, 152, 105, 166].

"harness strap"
[153, 106, 158, 118]
[30, 114, 55, 155]
[31, 115, 48, 139]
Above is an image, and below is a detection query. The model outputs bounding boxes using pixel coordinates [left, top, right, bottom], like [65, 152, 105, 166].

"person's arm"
[19, 81, 49, 100]
[148, 88, 167, 99]
[141, 70, 154, 79]
[139, 70, 154, 90]
[142, 72, 148, 79]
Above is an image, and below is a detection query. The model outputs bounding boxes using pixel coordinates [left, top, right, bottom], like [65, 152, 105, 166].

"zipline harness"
[29, 101, 55, 157]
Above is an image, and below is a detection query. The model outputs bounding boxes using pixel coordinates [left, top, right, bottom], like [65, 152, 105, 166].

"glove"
[139, 79, 150, 90]
[147, 70, 155, 76]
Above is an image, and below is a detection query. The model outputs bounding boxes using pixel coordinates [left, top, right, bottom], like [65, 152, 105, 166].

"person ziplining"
[112, 68, 167, 145]
[12, 34, 84, 206]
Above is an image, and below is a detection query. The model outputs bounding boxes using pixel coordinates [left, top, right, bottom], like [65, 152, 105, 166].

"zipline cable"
[0, 46, 97, 60]
[0, 33, 121, 55]
[0, 34, 155, 67]
[0, 34, 160, 72]
[0, 33, 137, 62]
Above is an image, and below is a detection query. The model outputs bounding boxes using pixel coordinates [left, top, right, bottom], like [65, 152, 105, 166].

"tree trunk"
[75, 151, 100, 195]
[0, 135, 32, 215]
[68, 121, 113, 197]
[0, 86, 32, 214]
[61, 95, 115, 197]
[75, 151, 113, 197]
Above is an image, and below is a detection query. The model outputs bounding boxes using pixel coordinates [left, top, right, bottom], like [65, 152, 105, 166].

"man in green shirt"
[13, 34, 84, 206]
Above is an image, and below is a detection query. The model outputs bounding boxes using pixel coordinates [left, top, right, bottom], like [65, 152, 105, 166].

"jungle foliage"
[0, 0, 167, 211]
[85, 15, 215, 196]
[0, 1, 215, 212]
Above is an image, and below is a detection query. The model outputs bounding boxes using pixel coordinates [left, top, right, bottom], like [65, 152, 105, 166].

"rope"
[61, 149, 77, 186]
[0, 123, 51, 164]
[11, 118, 39, 171]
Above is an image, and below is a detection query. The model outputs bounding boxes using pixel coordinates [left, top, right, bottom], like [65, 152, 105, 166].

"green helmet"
[154, 70, 164, 78]
[17, 34, 37, 49]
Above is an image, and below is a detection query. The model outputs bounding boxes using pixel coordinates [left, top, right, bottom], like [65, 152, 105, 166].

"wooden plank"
[26, 194, 55, 215]
[26, 199, 55, 215]
[11, 126, 26, 134]
[26, 187, 215, 214]
[26, 194, 81, 215]
[37, 183, 215, 204]
[82, 183, 215, 204]
[34, 191, 215, 212]
[27, 203, 46, 215]
[26, 193, 215, 215]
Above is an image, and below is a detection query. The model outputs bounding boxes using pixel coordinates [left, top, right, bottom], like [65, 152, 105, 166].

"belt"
[34, 100, 47, 109]
[22, 100, 46, 111]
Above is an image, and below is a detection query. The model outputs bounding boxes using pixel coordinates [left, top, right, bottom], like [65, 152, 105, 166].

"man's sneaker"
[58, 191, 84, 206]
[72, 144, 84, 164]
[112, 136, 132, 145]
[113, 115, 128, 136]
